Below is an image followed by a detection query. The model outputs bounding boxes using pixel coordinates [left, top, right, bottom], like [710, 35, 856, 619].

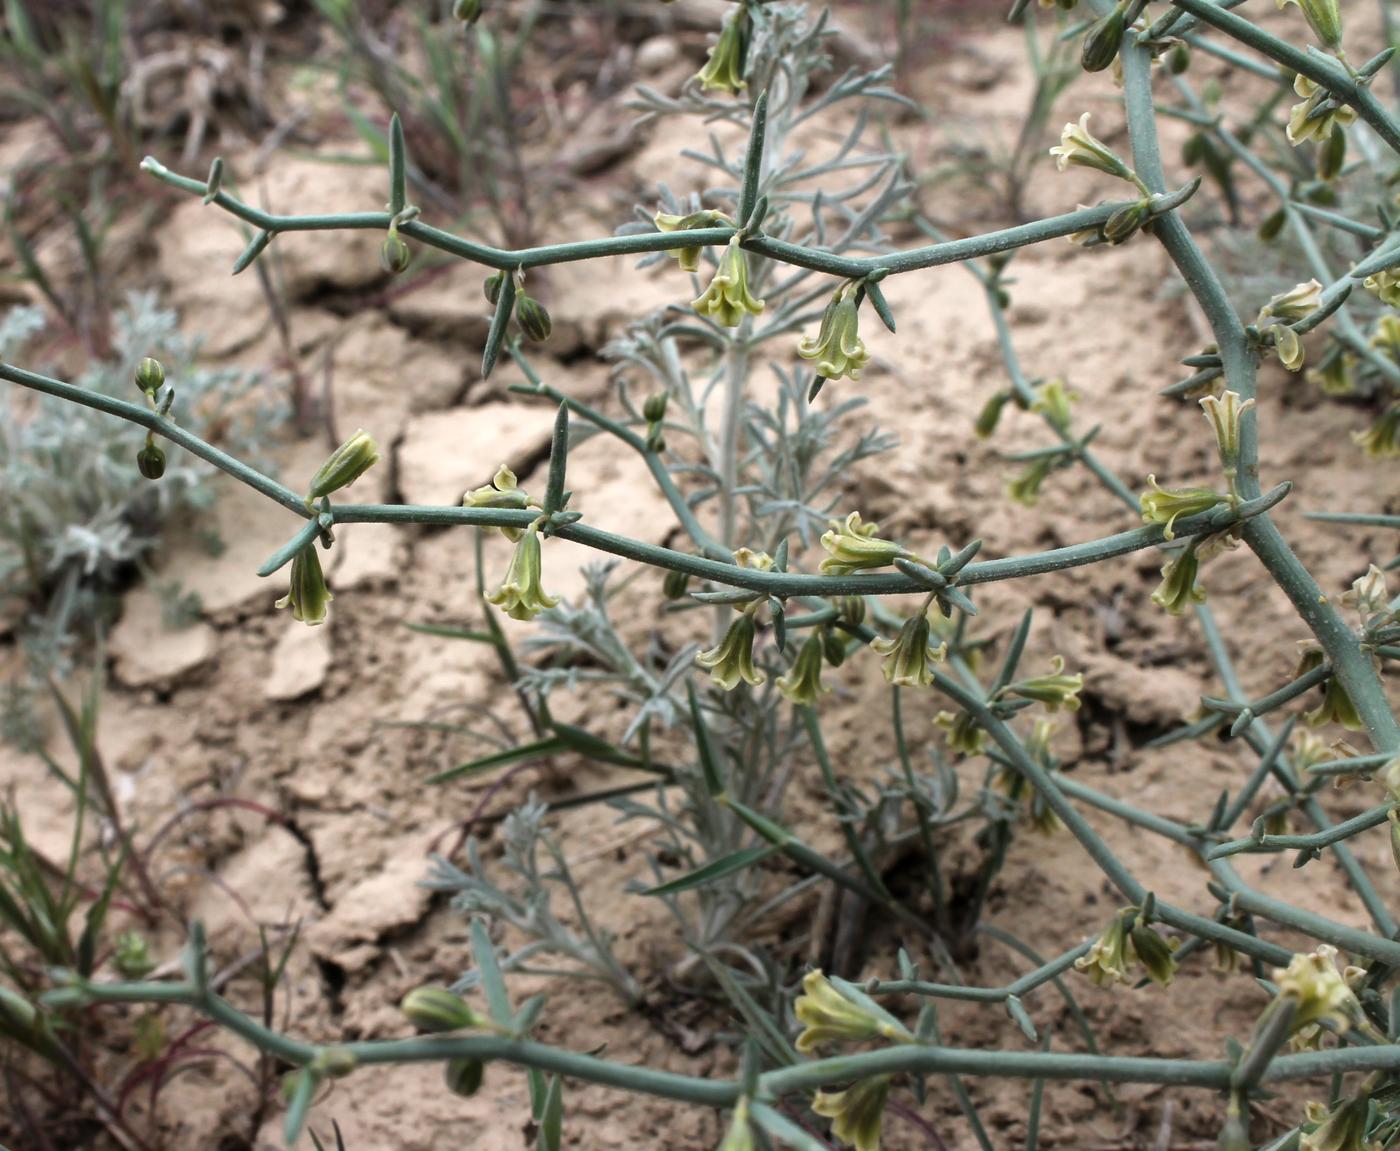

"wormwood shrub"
[4, 0, 1400, 1148]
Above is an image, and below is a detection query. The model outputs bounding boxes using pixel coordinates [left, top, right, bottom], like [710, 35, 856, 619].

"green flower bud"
[811, 1075, 893, 1151]
[137, 443, 166, 481]
[838, 595, 865, 629]
[798, 283, 871, 383]
[484, 271, 504, 304]
[1139, 475, 1228, 540]
[1216, 1095, 1250, 1151]
[696, 4, 749, 95]
[516, 294, 552, 342]
[695, 610, 764, 691]
[776, 632, 830, 707]
[400, 986, 484, 1033]
[1031, 378, 1075, 432]
[974, 391, 1010, 439]
[1318, 122, 1347, 180]
[1103, 199, 1151, 245]
[1129, 922, 1180, 986]
[1277, 0, 1342, 50]
[819, 512, 908, 576]
[663, 567, 691, 600]
[0, 985, 38, 1036]
[114, 931, 155, 980]
[643, 393, 668, 423]
[135, 356, 165, 396]
[380, 232, 411, 275]
[794, 971, 912, 1053]
[445, 1056, 485, 1097]
[1082, 4, 1125, 73]
[823, 630, 848, 668]
[693, 238, 764, 327]
[1151, 543, 1206, 616]
[307, 429, 380, 503]
[1258, 206, 1287, 242]
[487, 526, 560, 622]
[276, 545, 333, 626]
[1168, 41, 1190, 75]
[453, 0, 483, 22]
[870, 613, 946, 689]
[310, 1047, 358, 1078]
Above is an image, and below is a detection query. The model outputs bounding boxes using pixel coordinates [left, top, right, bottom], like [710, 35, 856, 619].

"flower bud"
[401, 986, 484, 1033]
[1168, 41, 1190, 74]
[643, 393, 668, 423]
[663, 567, 690, 600]
[137, 443, 166, 480]
[1258, 207, 1286, 242]
[311, 1047, 358, 1078]
[307, 429, 380, 502]
[483, 271, 504, 304]
[135, 356, 165, 396]
[823, 630, 848, 667]
[516, 294, 552, 342]
[1081, 4, 1125, 73]
[1277, 0, 1343, 50]
[380, 232, 411, 275]
[1129, 922, 1179, 986]
[1103, 199, 1150, 245]
[1318, 122, 1346, 181]
[974, 391, 1010, 439]
[114, 931, 155, 979]
[445, 1056, 485, 1097]
[453, 0, 483, 22]
[838, 595, 865, 629]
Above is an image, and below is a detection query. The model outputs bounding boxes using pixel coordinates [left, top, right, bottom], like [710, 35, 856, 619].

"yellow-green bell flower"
[1287, 74, 1357, 146]
[1276, 0, 1343, 50]
[693, 238, 765, 327]
[819, 512, 908, 576]
[798, 284, 871, 383]
[1049, 113, 1134, 181]
[1199, 390, 1255, 472]
[1257, 280, 1322, 372]
[1353, 405, 1400, 458]
[307, 428, 380, 504]
[777, 632, 830, 706]
[1129, 921, 1180, 987]
[696, 3, 749, 94]
[654, 209, 734, 273]
[870, 613, 947, 688]
[1362, 267, 1400, 307]
[1275, 945, 1361, 1034]
[1295, 646, 1365, 730]
[1150, 543, 1207, 616]
[1300, 1096, 1377, 1151]
[1139, 475, 1227, 541]
[717, 1098, 754, 1151]
[1006, 457, 1055, 507]
[696, 609, 765, 691]
[487, 527, 560, 622]
[794, 971, 912, 1053]
[1371, 314, 1400, 359]
[812, 1076, 893, 1151]
[1074, 911, 1136, 986]
[990, 718, 1062, 835]
[935, 708, 987, 756]
[276, 545, 333, 626]
[1000, 655, 1084, 713]
[1308, 348, 1356, 395]
[1031, 378, 1075, 433]
[1341, 564, 1392, 621]
[463, 464, 536, 541]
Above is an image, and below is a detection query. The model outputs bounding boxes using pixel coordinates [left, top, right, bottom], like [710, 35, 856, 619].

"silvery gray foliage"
[0, 291, 285, 658]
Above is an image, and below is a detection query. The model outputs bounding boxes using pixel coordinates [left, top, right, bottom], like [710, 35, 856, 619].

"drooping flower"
[696, 610, 765, 691]
[1128, 921, 1180, 987]
[819, 512, 908, 576]
[1151, 543, 1207, 616]
[1353, 405, 1400, 458]
[1287, 74, 1357, 146]
[776, 631, 831, 706]
[1308, 347, 1356, 395]
[871, 613, 947, 688]
[1199, 390, 1256, 472]
[696, 3, 749, 95]
[1296, 645, 1365, 730]
[463, 464, 536, 541]
[1031, 378, 1075, 433]
[1257, 280, 1323, 371]
[1006, 457, 1056, 507]
[1139, 476, 1228, 540]
[717, 1098, 755, 1151]
[794, 971, 912, 1053]
[654, 209, 733, 273]
[935, 707, 987, 756]
[276, 546, 333, 626]
[798, 284, 871, 383]
[1275, 945, 1361, 1034]
[1074, 911, 1135, 986]
[693, 238, 765, 327]
[486, 527, 560, 622]
[1363, 268, 1400, 307]
[812, 1076, 893, 1151]
[1299, 1095, 1378, 1151]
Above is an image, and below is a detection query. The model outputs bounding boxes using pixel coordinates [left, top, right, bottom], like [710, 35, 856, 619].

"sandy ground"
[2, 3, 1398, 1149]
